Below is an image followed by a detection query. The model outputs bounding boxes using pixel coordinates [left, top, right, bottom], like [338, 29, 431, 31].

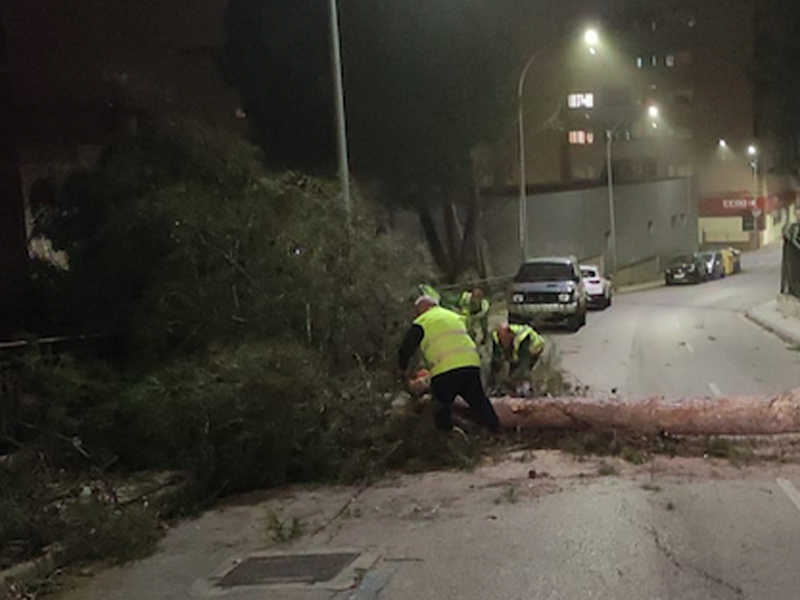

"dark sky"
[5, 0, 230, 105]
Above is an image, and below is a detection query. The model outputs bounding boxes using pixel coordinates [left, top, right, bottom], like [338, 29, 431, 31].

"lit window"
[636, 56, 644, 69]
[568, 130, 595, 145]
[666, 54, 675, 67]
[651, 54, 658, 67]
[567, 93, 595, 109]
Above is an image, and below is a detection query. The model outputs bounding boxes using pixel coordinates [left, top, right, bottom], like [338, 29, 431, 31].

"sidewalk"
[747, 300, 800, 345]
[615, 279, 664, 295]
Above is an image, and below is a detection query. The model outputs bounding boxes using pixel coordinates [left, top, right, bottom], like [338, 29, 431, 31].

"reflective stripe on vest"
[414, 306, 481, 377]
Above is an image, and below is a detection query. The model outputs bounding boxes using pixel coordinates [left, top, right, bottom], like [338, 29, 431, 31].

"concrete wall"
[481, 178, 697, 280]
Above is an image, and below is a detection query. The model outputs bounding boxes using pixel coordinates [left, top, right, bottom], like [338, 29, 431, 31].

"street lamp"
[605, 105, 660, 279]
[517, 27, 598, 262]
[328, 0, 352, 231]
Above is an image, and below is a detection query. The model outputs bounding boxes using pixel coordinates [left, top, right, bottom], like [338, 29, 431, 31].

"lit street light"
[719, 139, 727, 149]
[584, 28, 600, 47]
[648, 105, 660, 119]
[517, 27, 598, 262]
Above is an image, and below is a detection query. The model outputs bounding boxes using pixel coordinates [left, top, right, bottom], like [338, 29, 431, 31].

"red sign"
[699, 193, 778, 217]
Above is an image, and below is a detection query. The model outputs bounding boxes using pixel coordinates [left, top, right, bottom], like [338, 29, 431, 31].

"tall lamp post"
[605, 104, 659, 279]
[517, 28, 599, 263]
[328, 0, 352, 231]
[748, 144, 760, 242]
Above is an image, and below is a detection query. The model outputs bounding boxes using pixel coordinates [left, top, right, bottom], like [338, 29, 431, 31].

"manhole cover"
[216, 552, 361, 588]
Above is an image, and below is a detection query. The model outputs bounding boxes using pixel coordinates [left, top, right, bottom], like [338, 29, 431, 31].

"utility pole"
[328, 0, 352, 232]
[605, 129, 617, 279]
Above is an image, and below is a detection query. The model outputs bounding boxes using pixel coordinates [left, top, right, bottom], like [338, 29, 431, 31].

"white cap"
[414, 295, 439, 307]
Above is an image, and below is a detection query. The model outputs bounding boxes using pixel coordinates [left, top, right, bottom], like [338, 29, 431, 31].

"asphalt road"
[553, 246, 800, 400]
[54, 454, 800, 600]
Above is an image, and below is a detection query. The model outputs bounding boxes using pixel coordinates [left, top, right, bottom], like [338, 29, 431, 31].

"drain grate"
[216, 552, 361, 588]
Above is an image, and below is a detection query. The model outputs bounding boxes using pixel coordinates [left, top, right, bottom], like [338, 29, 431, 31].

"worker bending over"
[399, 295, 500, 434]
[490, 323, 546, 396]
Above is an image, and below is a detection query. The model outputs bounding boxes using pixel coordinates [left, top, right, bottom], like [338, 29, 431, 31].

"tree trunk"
[442, 201, 462, 282]
[418, 203, 450, 276]
[458, 186, 480, 278]
[456, 391, 800, 436]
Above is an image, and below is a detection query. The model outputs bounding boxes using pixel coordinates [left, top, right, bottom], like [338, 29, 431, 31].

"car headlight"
[558, 293, 572, 303]
[512, 293, 524, 303]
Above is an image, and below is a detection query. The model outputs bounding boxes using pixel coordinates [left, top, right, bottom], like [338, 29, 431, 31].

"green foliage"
[35, 118, 430, 368]
[62, 498, 161, 565]
[108, 342, 331, 494]
[266, 511, 306, 544]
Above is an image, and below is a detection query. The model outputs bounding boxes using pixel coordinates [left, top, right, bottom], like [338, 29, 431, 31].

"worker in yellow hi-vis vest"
[398, 294, 499, 433]
[489, 323, 546, 396]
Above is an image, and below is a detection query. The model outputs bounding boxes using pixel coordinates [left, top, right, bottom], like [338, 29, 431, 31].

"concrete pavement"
[747, 300, 800, 346]
[50, 452, 800, 600]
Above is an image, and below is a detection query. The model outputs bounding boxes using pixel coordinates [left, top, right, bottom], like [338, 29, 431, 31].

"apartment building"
[481, 0, 796, 249]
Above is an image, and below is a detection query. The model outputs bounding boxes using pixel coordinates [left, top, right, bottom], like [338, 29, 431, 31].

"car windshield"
[698, 252, 715, 260]
[581, 268, 597, 278]
[669, 255, 693, 266]
[515, 262, 574, 282]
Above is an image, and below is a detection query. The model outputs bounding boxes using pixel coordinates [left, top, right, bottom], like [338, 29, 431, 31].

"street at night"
[557, 246, 800, 400]
[5, 1, 800, 599]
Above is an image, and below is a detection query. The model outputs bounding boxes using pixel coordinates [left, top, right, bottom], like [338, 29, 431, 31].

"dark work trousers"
[430, 366, 500, 434]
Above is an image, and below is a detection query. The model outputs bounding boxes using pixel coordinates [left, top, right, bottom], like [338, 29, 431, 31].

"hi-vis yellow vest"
[414, 306, 481, 377]
[492, 324, 545, 363]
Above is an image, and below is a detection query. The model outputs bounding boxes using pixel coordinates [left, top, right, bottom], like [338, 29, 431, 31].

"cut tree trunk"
[456, 391, 800, 436]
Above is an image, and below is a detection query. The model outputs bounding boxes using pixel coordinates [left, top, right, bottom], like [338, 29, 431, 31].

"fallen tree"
[455, 391, 800, 436]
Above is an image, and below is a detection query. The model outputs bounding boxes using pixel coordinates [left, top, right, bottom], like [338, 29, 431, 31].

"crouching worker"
[398, 295, 500, 434]
[489, 323, 546, 396]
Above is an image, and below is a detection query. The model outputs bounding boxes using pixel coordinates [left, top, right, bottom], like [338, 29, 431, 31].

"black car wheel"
[566, 314, 582, 332]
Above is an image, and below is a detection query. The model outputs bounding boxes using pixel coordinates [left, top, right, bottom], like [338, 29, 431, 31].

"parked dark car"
[698, 250, 725, 280]
[664, 254, 705, 285]
[508, 257, 587, 331]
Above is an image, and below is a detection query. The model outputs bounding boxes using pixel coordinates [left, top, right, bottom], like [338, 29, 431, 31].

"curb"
[745, 307, 800, 346]
[615, 280, 665, 295]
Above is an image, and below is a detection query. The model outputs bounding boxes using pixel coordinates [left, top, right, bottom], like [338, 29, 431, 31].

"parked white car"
[580, 265, 612, 309]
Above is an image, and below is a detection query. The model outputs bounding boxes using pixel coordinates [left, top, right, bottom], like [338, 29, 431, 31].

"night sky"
[5, 0, 231, 111]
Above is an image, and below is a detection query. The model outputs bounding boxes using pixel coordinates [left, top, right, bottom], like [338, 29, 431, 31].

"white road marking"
[684, 342, 695, 354]
[708, 383, 722, 397]
[777, 479, 800, 514]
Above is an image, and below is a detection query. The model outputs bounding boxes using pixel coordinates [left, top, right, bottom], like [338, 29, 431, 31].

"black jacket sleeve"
[398, 324, 424, 371]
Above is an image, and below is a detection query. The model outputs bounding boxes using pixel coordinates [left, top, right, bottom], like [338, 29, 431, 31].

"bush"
[106, 341, 331, 495]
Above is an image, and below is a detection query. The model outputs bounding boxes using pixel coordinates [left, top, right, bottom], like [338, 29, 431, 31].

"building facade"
[481, 0, 797, 251]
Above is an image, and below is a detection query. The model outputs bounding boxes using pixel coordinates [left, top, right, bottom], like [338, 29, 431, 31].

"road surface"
[553, 247, 800, 400]
[52, 453, 800, 600]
